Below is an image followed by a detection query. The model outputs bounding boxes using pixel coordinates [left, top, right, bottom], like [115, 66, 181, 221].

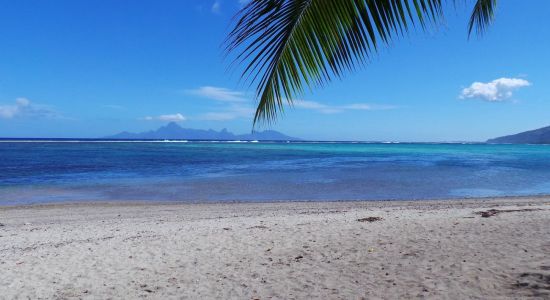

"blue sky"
[0, 0, 549, 141]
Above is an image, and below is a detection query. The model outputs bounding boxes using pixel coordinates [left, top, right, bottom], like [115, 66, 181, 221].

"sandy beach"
[1, 197, 549, 299]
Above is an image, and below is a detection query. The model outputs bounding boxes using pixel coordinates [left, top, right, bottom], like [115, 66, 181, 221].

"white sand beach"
[1, 197, 549, 299]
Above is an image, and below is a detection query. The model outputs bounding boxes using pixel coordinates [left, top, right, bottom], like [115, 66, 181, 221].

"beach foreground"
[1, 198, 549, 299]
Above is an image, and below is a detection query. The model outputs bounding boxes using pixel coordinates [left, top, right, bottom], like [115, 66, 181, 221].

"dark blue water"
[1, 140, 550, 205]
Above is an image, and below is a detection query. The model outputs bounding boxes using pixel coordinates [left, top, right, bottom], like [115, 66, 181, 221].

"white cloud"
[185, 86, 253, 121]
[291, 100, 398, 114]
[0, 98, 57, 119]
[16, 97, 30, 106]
[144, 113, 186, 122]
[197, 105, 254, 121]
[186, 86, 247, 102]
[211, 1, 221, 13]
[460, 77, 531, 101]
[186, 85, 396, 121]
[292, 100, 341, 114]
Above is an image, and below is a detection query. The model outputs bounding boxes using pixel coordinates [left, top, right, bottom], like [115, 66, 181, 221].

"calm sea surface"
[1, 140, 550, 205]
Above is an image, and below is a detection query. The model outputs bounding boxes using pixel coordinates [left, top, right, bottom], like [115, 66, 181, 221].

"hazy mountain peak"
[104, 123, 299, 141]
[164, 122, 181, 129]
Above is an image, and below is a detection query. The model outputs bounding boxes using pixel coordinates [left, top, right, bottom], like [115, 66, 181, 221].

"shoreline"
[1, 196, 549, 299]
[2, 194, 550, 210]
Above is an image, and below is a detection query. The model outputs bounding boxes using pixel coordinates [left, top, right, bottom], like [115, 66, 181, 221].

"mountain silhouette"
[487, 125, 550, 144]
[104, 122, 300, 141]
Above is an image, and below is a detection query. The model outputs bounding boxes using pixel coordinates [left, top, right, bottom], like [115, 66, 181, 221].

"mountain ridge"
[104, 122, 300, 141]
[487, 125, 550, 144]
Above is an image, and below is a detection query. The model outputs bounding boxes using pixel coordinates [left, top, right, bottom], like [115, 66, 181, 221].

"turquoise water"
[1, 140, 550, 205]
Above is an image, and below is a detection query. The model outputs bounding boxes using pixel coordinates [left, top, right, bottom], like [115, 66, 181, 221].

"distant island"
[104, 122, 300, 141]
[487, 125, 550, 144]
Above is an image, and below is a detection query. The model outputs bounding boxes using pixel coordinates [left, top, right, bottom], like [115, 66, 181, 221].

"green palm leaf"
[468, 0, 497, 37]
[226, 0, 497, 126]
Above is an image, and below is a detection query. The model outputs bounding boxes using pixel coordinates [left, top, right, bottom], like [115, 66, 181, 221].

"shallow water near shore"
[2, 140, 550, 205]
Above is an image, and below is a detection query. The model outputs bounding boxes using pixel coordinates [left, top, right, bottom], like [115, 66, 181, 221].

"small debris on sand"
[476, 208, 543, 218]
[357, 217, 383, 222]
[513, 272, 550, 293]
[248, 225, 269, 229]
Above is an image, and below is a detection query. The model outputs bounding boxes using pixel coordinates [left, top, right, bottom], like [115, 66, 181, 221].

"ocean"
[1, 139, 550, 205]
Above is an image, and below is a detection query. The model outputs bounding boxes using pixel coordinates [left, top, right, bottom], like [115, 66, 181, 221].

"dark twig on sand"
[248, 225, 269, 229]
[357, 217, 383, 222]
[476, 208, 543, 218]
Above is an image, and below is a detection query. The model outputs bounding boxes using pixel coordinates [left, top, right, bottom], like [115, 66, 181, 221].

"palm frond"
[468, 0, 497, 37]
[226, 0, 496, 126]
[226, 0, 445, 125]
